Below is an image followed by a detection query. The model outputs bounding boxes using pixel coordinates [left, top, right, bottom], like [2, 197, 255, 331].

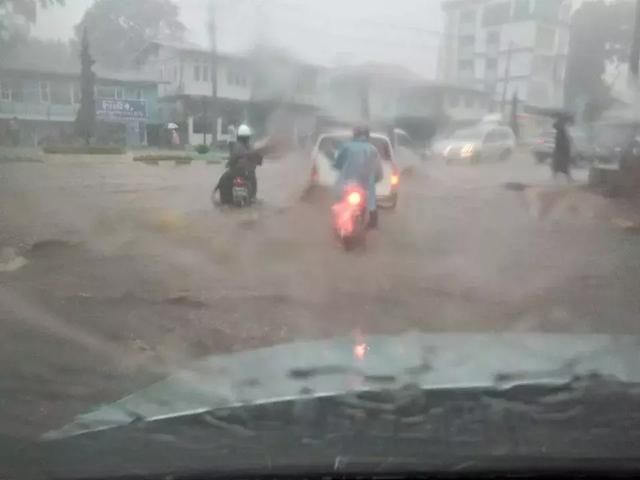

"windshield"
[2, 0, 640, 478]
[448, 128, 483, 141]
[318, 134, 392, 161]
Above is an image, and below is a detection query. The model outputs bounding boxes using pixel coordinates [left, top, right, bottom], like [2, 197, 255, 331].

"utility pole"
[500, 42, 513, 115]
[208, 0, 218, 145]
[630, 0, 640, 80]
[360, 74, 371, 123]
[630, 0, 640, 119]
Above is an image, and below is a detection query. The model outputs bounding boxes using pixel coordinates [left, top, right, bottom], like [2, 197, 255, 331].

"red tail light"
[347, 191, 362, 206]
[390, 173, 400, 186]
[311, 164, 318, 182]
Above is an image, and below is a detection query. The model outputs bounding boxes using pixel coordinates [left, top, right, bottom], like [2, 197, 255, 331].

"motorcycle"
[231, 174, 252, 207]
[332, 182, 369, 251]
[213, 169, 254, 208]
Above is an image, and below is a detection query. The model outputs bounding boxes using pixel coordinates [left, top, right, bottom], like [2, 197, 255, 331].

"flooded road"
[1, 152, 640, 438]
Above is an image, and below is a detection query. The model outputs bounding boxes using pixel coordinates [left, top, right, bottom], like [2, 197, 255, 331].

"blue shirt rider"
[334, 125, 383, 229]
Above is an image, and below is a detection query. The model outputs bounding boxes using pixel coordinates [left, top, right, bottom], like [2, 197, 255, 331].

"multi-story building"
[0, 45, 162, 146]
[137, 39, 322, 146]
[320, 63, 490, 142]
[439, 0, 572, 109]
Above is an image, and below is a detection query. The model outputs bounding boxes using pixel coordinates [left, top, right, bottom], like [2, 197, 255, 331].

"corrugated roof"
[142, 37, 246, 59]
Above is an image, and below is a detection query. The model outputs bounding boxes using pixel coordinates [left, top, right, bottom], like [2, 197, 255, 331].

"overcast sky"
[30, 0, 444, 77]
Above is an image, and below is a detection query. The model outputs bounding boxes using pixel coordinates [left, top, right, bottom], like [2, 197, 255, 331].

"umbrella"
[167, 123, 179, 129]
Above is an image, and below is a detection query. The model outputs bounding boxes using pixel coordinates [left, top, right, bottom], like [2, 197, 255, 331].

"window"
[51, 82, 71, 104]
[464, 96, 474, 108]
[72, 86, 81, 104]
[486, 30, 500, 45]
[513, 0, 531, 19]
[173, 66, 178, 82]
[504, 129, 515, 141]
[39, 81, 50, 103]
[483, 2, 510, 26]
[533, 56, 553, 77]
[459, 35, 475, 46]
[0, 81, 11, 101]
[202, 65, 209, 82]
[536, 25, 556, 52]
[227, 68, 247, 87]
[397, 132, 413, 149]
[194, 64, 201, 81]
[460, 9, 476, 23]
[484, 130, 500, 143]
[9, 80, 22, 102]
[135, 89, 144, 100]
[533, 0, 560, 21]
[115, 87, 124, 99]
[458, 60, 473, 73]
[96, 86, 116, 98]
[486, 58, 498, 71]
[449, 93, 460, 108]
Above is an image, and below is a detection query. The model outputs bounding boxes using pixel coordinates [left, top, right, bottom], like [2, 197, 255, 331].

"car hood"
[45, 332, 640, 440]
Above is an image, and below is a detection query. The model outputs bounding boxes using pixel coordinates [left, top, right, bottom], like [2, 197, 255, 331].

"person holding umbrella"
[167, 123, 180, 148]
[552, 115, 572, 182]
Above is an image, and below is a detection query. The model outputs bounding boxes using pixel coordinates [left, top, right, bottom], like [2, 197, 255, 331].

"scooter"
[332, 182, 369, 251]
[231, 174, 252, 207]
[213, 169, 254, 208]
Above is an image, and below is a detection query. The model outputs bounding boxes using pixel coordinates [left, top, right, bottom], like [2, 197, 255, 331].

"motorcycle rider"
[334, 125, 383, 228]
[215, 124, 262, 204]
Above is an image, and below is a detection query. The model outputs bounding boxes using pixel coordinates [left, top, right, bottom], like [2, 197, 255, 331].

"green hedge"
[194, 144, 210, 154]
[133, 154, 193, 163]
[0, 153, 43, 164]
[42, 145, 125, 155]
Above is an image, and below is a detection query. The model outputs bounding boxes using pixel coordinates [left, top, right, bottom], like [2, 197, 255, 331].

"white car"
[441, 125, 516, 164]
[309, 131, 400, 209]
[391, 128, 423, 172]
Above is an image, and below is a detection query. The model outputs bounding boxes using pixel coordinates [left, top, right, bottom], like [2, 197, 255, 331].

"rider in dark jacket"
[216, 125, 262, 204]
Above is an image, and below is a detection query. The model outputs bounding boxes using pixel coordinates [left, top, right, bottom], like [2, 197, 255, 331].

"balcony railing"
[0, 102, 78, 120]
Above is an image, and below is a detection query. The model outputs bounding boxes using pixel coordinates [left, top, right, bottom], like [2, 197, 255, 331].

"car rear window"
[318, 135, 392, 161]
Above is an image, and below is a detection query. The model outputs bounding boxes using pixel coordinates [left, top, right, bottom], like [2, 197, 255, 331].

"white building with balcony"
[439, 0, 572, 109]
[137, 39, 322, 146]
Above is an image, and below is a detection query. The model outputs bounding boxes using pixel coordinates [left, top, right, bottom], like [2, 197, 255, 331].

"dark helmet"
[353, 124, 370, 140]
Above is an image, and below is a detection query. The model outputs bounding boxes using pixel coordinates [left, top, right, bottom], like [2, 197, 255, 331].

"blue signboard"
[96, 99, 146, 121]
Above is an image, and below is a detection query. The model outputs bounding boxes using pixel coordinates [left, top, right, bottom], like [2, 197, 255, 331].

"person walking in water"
[552, 117, 572, 182]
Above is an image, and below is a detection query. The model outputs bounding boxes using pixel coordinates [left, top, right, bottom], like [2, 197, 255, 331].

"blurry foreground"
[1, 149, 640, 438]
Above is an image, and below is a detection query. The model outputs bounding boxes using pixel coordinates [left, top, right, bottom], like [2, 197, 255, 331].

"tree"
[564, 0, 636, 113]
[75, 0, 185, 69]
[75, 28, 96, 146]
[0, 0, 63, 44]
[630, 0, 640, 79]
[510, 92, 520, 141]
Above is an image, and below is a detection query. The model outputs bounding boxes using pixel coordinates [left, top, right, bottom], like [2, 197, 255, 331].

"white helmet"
[237, 124, 252, 138]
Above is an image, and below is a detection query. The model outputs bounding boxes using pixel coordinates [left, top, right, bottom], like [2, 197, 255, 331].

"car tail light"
[390, 172, 400, 186]
[311, 164, 318, 182]
[347, 191, 362, 206]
